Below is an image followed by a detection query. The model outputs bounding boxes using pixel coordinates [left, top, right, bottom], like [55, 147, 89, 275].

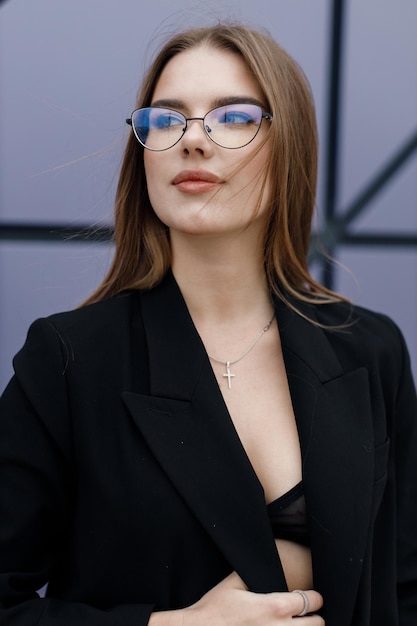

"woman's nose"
[180, 119, 214, 155]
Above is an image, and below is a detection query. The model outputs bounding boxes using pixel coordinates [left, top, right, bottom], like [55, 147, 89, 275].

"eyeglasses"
[126, 103, 272, 151]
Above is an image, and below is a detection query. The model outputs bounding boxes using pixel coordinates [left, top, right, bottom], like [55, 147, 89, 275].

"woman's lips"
[172, 170, 222, 194]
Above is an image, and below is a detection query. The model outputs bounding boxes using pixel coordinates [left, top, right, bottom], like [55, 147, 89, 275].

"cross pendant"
[223, 361, 235, 389]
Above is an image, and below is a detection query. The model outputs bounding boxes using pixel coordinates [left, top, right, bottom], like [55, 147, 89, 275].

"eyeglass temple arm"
[126, 118, 132, 126]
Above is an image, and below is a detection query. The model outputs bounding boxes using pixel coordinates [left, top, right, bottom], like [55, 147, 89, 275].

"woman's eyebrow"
[211, 96, 265, 108]
[150, 96, 266, 110]
[150, 98, 184, 109]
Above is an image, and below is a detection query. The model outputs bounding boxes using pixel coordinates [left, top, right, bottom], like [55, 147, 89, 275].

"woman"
[1, 24, 416, 626]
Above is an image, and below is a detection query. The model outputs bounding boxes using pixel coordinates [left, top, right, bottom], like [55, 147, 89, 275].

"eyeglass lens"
[130, 103, 267, 150]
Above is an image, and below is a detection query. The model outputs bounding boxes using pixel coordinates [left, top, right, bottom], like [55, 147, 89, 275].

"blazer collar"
[139, 272, 344, 395]
[274, 293, 344, 381]
[125, 273, 375, 623]
[125, 272, 286, 592]
[275, 296, 375, 624]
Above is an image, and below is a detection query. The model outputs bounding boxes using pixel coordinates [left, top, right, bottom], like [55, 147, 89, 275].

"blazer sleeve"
[392, 322, 417, 620]
[0, 318, 154, 626]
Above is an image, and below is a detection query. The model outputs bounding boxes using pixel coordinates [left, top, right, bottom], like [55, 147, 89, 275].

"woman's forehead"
[151, 46, 265, 110]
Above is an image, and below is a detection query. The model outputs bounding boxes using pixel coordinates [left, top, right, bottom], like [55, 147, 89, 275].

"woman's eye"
[152, 111, 184, 129]
[219, 111, 254, 125]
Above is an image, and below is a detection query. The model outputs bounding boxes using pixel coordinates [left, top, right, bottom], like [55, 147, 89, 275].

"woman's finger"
[291, 589, 323, 617]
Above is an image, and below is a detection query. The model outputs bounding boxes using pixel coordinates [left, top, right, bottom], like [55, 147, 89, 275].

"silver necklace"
[208, 313, 275, 389]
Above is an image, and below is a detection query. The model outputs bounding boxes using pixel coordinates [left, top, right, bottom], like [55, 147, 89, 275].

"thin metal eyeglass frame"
[125, 105, 273, 151]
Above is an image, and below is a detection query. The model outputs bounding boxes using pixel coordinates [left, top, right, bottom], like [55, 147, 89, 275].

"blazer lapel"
[123, 273, 286, 593]
[277, 301, 375, 625]
[123, 274, 375, 621]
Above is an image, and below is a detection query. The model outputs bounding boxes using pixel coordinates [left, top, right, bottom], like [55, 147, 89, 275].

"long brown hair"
[84, 23, 344, 311]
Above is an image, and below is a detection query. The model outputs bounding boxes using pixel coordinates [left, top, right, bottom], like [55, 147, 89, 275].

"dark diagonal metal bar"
[331, 129, 417, 232]
[310, 128, 417, 260]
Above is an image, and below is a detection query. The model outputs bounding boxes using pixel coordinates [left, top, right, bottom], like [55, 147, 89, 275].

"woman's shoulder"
[315, 298, 400, 335]
[15, 290, 142, 372]
[47, 290, 139, 331]
[313, 298, 408, 374]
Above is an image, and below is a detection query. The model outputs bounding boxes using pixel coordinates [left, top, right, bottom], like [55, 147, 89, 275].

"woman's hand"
[181, 571, 324, 625]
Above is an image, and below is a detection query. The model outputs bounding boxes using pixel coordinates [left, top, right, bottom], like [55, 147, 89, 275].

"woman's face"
[143, 45, 272, 241]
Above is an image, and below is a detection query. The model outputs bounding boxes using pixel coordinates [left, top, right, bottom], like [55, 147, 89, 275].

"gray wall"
[1, 0, 416, 390]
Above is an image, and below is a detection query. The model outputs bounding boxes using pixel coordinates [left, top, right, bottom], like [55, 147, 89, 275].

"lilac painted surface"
[1, 0, 416, 389]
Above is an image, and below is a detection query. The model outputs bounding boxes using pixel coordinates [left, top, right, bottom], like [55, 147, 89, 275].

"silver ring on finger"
[292, 589, 310, 616]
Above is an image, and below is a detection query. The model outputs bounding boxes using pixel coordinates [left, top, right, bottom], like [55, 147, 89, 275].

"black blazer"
[1, 272, 417, 625]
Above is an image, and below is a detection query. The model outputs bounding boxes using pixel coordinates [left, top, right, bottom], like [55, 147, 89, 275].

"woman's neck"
[170, 231, 273, 328]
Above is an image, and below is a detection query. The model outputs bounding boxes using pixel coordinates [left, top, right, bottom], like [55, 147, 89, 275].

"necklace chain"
[208, 312, 275, 389]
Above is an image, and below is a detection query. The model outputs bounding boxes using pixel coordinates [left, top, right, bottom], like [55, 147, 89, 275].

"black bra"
[267, 481, 310, 546]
